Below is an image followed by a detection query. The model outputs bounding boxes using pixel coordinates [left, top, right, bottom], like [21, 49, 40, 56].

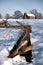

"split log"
[8, 40, 35, 58]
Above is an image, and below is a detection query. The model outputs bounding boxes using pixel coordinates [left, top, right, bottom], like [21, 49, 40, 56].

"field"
[0, 19, 43, 65]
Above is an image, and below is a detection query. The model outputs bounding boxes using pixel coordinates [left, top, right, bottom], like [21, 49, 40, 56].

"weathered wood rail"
[0, 20, 26, 28]
[0, 20, 32, 33]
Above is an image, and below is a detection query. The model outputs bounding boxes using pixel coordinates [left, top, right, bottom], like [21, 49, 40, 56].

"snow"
[26, 13, 35, 17]
[0, 20, 43, 65]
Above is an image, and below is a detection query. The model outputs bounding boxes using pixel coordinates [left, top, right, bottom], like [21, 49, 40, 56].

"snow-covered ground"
[0, 20, 43, 65]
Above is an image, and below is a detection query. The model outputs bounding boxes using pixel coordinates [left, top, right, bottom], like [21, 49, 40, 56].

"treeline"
[30, 9, 43, 19]
[0, 9, 43, 19]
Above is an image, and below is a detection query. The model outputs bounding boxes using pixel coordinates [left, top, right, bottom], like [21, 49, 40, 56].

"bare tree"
[30, 9, 43, 19]
[5, 13, 10, 19]
[0, 14, 2, 19]
[13, 10, 23, 19]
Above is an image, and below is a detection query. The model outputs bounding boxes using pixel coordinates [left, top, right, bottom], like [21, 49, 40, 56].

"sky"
[0, 0, 43, 16]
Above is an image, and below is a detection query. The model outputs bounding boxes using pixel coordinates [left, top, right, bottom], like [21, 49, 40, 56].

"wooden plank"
[8, 40, 35, 58]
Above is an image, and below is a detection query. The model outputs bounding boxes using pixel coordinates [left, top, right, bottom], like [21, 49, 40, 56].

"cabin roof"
[26, 13, 35, 17]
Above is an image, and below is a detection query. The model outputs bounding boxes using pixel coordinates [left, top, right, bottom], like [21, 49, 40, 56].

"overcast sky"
[0, 0, 43, 15]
